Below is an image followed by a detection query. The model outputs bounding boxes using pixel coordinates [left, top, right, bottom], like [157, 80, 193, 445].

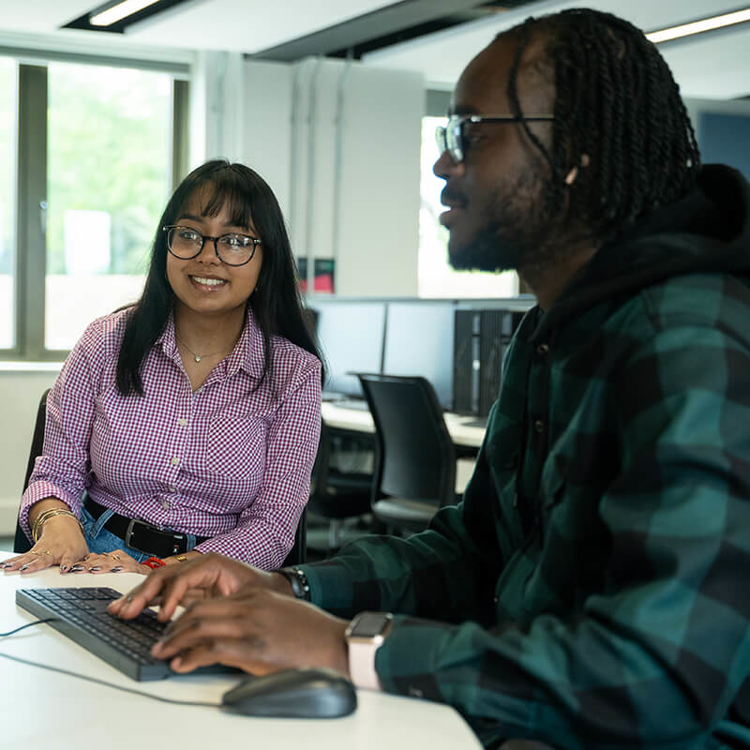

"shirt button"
[168, 485, 176, 493]
[162, 500, 170, 510]
[178, 418, 187, 427]
[408, 687, 423, 698]
[493, 596, 499, 605]
[171, 456, 180, 466]
[534, 419, 545, 434]
[536, 343, 549, 355]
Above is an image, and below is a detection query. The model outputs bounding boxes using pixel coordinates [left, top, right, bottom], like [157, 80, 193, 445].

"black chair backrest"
[15, 389, 51, 553]
[15, 387, 307, 565]
[357, 374, 456, 508]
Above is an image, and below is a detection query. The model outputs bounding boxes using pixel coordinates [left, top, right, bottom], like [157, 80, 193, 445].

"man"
[111, 9, 750, 748]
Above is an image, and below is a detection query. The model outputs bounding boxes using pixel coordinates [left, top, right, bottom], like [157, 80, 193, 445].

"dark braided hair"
[498, 8, 701, 242]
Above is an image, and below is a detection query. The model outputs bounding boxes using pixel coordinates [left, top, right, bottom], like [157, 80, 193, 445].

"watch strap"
[345, 612, 394, 691]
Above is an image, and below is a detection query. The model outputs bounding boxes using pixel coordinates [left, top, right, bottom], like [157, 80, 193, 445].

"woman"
[3, 160, 322, 575]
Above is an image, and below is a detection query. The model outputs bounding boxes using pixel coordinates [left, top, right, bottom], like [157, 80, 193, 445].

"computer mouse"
[221, 667, 357, 719]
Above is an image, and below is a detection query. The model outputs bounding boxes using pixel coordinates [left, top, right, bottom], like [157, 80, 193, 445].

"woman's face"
[166, 189, 263, 321]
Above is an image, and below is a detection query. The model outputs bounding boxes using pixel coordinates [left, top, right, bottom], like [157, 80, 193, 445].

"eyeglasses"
[435, 114, 555, 163]
[163, 225, 261, 267]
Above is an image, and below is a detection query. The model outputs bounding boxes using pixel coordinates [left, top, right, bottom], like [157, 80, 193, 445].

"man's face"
[434, 35, 558, 274]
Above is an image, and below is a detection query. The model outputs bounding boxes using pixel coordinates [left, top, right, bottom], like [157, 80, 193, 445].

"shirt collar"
[226, 306, 265, 380]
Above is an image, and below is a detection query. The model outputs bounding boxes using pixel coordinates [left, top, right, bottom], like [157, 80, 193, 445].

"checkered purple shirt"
[19, 307, 321, 569]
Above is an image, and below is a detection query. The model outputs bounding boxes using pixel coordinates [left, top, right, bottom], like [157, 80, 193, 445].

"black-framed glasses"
[163, 225, 261, 267]
[435, 113, 555, 163]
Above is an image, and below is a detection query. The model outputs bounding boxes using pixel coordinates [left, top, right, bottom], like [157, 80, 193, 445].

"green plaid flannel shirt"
[301, 166, 750, 748]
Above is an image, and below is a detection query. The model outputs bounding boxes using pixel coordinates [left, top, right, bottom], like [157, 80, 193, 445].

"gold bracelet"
[32, 508, 82, 542]
[174, 554, 188, 563]
[31, 508, 69, 541]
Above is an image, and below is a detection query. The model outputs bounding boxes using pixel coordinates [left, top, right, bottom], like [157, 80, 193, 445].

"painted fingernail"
[110, 566, 123, 573]
[19, 565, 29, 571]
[89, 566, 102, 572]
[70, 565, 84, 572]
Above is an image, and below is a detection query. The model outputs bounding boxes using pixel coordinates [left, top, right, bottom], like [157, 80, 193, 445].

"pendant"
[194, 355, 202, 363]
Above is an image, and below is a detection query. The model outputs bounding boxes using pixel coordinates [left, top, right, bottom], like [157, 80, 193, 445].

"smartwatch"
[345, 611, 394, 690]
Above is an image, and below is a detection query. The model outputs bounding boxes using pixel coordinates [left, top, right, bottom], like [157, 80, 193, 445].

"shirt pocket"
[204, 406, 268, 481]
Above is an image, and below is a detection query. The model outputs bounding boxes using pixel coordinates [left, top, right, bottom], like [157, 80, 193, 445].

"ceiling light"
[646, 7, 750, 44]
[89, 0, 162, 26]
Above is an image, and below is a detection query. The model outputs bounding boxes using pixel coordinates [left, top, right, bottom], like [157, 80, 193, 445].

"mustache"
[440, 187, 467, 207]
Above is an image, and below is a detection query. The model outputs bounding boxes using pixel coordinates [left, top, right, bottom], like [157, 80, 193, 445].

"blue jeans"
[80, 505, 198, 562]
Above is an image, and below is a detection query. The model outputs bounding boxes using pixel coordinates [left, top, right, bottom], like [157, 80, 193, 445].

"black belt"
[84, 496, 208, 558]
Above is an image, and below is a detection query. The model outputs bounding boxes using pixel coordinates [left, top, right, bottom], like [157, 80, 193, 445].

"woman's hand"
[109, 552, 290, 622]
[1, 514, 88, 574]
[67, 549, 149, 575]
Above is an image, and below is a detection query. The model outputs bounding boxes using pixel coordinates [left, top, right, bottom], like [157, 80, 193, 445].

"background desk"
[321, 402, 485, 495]
[321, 402, 486, 450]
[0, 554, 481, 750]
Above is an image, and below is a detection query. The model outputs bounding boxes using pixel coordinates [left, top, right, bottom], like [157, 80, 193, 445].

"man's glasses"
[435, 114, 555, 163]
[163, 225, 261, 267]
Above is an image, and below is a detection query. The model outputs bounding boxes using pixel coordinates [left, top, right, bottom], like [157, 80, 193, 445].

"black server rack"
[453, 309, 525, 416]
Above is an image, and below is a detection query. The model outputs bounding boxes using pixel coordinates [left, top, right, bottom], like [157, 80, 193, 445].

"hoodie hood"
[535, 164, 750, 338]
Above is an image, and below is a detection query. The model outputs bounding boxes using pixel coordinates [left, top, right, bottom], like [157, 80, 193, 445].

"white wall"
[0, 367, 60, 536]
[191, 54, 424, 296]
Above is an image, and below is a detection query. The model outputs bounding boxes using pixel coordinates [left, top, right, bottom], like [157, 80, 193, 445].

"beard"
[448, 167, 564, 275]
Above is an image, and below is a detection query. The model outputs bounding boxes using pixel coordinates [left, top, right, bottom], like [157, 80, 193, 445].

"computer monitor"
[382, 301, 454, 410]
[312, 299, 387, 398]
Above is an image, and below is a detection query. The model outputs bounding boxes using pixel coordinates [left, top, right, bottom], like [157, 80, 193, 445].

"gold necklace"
[175, 333, 228, 364]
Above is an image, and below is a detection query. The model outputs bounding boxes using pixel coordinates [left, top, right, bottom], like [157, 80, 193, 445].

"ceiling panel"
[362, 0, 750, 96]
[0, 1, 99, 33]
[126, 0, 402, 52]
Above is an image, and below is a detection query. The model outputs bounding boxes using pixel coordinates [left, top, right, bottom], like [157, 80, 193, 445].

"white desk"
[0, 555, 481, 750]
[321, 402, 486, 450]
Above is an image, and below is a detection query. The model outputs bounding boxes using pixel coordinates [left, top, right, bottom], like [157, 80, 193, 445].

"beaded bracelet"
[32, 508, 83, 543]
[276, 567, 311, 601]
[142, 556, 166, 570]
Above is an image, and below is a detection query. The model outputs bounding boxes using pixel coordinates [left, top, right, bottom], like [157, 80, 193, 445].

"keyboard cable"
[0, 618, 221, 708]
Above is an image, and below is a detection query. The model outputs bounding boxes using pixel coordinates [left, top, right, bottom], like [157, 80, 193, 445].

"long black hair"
[499, 8, 701, 242]
[116, 160, 323, 395]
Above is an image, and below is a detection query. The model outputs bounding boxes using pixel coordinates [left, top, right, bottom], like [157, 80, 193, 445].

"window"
[419, 114, 518, 299]
[0, 58, 17, 349]
[46, 63, 172, 350]
[0, 53, 187, 360]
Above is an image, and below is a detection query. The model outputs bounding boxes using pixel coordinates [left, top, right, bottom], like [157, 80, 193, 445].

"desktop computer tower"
[453, 309, 525, 416]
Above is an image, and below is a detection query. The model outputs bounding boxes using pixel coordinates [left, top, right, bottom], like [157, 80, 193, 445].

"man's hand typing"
[108, 552, 294, 622]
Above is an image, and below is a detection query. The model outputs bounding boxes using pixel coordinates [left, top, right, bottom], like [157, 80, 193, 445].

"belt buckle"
[124, 518, 139, 549]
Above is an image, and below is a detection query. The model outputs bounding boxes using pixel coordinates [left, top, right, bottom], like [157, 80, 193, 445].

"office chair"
[307, 419, 373, 553]
[13, 389, 50, 553]
[357, 374, 457, 534]
[15, 388, 307, 565]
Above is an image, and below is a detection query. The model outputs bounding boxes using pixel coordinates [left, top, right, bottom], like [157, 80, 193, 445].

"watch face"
[350, 612, 392, 638]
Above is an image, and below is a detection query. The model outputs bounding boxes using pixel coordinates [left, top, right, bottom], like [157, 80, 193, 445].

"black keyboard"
[16, 587, 172, 681]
